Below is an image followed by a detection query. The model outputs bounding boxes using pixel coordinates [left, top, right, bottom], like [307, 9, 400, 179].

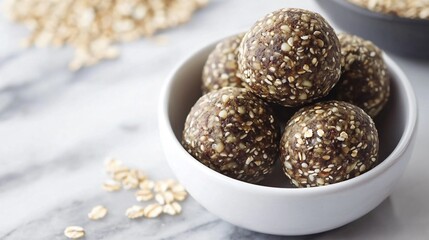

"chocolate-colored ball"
[202, 33, 246, 94]
[238, 8, 341, 107]
[280, 101, 379, 187]
[333, 33, 390, 118]
[182, 87, 279, 183]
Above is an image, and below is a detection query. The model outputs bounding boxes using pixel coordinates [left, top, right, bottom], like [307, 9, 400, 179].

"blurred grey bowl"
[316, 0, 429, 60]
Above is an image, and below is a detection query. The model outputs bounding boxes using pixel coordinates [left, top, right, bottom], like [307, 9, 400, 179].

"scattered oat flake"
[123, 175, 140, 190]
[112, 167, 131, 181]
[65, 159, 189, 236]
[155, 191, 174, 205]
[135, 189, 154, 202]
[139, 180, 155, 190]
[64, 226, 85, 239]
[155, 193, 166, 205]
[163, 202, 182, 215]
[172, 190, 188, 201]
[102, 179, 122, 192]
[154, 181, 169, 192]
[2, 0, 209, 70]
[144, 203, 163, 218]
[163, 191, 175, 204]
[126, 205, 145, 219]
[88, 205, 108, 220]
[129, 169, 147, 182]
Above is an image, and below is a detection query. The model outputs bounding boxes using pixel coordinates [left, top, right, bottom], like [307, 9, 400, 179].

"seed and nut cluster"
[238, 8, 341, 107]
[182, 87, 279, 183]
[2, 0, 208, 70]
[64, 158, 188, 239]
[348, 0, 429, 20]
[184, 8, 389, 188]
[333, 33, 390, 118]
[202, 33, 247, 94]
[280, 101, 379, 187]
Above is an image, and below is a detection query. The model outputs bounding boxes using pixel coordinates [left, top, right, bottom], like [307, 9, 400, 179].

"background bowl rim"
[325, 0, 429, 24]
[159, 36, 418, 196]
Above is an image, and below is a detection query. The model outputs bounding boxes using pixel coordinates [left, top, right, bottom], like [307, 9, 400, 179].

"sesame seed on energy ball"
[332, 33, 390, 118]
[182, 87, 279, 183]
[202, 33, 246, 94]
[238, 8, 341, 107]
[280, 101, 379, 187]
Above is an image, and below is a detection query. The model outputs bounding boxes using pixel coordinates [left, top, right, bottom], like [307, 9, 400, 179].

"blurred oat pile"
[2, 0, 208, 70]
[348, 0, 429, 19]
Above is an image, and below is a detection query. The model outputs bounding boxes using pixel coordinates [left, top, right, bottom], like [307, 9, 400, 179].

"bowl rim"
[159, 36, 418, 196]
[327, 0, 429, 24]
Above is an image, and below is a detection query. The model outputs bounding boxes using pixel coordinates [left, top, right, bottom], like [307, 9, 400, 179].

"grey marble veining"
[1, 0, 429, 239]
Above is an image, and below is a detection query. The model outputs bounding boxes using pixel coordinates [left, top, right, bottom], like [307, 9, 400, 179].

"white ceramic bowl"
[158, 38, 418, 235]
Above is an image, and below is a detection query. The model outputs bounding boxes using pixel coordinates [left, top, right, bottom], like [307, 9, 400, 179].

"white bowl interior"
[166, 42, 408, 189]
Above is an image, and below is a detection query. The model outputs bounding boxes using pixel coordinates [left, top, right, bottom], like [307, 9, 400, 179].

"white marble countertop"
[1, 0, 428, 239]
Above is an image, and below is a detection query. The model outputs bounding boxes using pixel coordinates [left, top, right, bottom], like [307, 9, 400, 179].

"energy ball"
[182, 87, 279, 183]
[333, 33, 390, 118]
[238, 8, 341, 107]
[202, 33, 246, 94]
[280, 101, 379, 187]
